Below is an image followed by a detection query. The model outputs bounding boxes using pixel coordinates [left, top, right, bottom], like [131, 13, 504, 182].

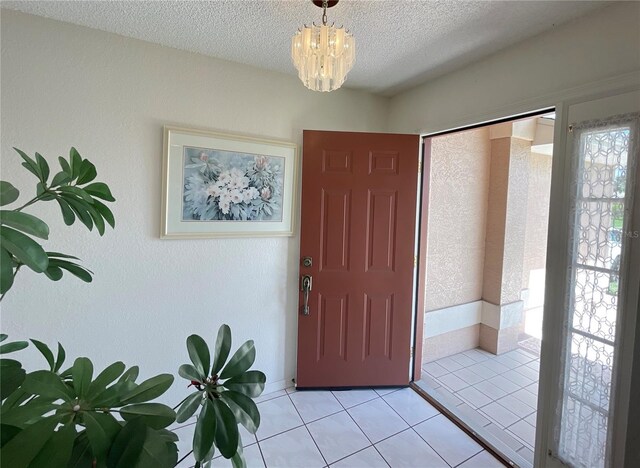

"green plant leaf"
[72, 357, 93, 398]
[55, 198, 76, 225]
[46, 251, 80, 260]
[0, 359, 26, 400]
[77, 160, 97, 185]
[22, 370, 74, 401]
[1, 423, 21, 448]
[178, 363, 203, 382]
[221, 371, 266, 398]
[44, 266, 63, 281]
[193, 399, 216, 462]
[87, 203, 105, 236]
[187, 334, 210, 379]
[50, 171, 71, 187]
[220, 340, 255, 380]
[118, 366, 139, 383]
[58, 156, 71, 175]
[66, 430, 93, 468]
[58, 185, 94, 204]
[59, 194, 93, 231]
[28, 421, 76, 468]
[219, 390, 260, 434]
[14, 148, 42, 181]
[120, 403, 176, 430]
[231, 442, 247, 468]
[135, 428, 178, 468]
[0, 415, 59, 466]
[0, 397, 57, 427]
[2, 387, 30, 412]
[176, 391, 202, 424]
[0, 210, 49, 240]
[30, 339, 54, 370]
[106, 417, 147, 468]
[35, 152, 50, 184]
[92, 380, 135, 408]
[156, 428, 179, 443]
[0, 340, 28, 354]
[36, 182, 47, 198]
[53, 343, 66, 373]
[84, 182, 115, 202]
[48, 258, 93, 283]
[70, 147, 82, 181]
[59, 366, 73, 379]
[212, 398, 239, 459]
[212, 324, 232, 376]
[93, 198, 115, 228]
[134, 426, 178, 468]
[121, 374, 173, 404]
[83, 411, 122, 464]
[0, 225, 48, 273]
[0, 334, 6, 342]
[0, 181, 19, 207]
[87, 361, 126, 399]
[0, 247, 14, 295]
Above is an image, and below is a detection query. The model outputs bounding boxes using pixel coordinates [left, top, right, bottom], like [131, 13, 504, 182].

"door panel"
[539, 90, 640, 468]
[296, 130, 419, 388]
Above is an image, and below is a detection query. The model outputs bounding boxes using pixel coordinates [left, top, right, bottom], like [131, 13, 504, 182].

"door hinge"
[414, 255, 417, 267]
[418, 161, 422, 174]
[410, 346, 414, 357]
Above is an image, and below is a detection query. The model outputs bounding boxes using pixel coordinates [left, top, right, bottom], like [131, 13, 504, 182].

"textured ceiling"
[2, 0, 607, 96]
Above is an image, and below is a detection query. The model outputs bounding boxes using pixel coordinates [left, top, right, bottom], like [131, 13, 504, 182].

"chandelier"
[291, 0, 355, 92]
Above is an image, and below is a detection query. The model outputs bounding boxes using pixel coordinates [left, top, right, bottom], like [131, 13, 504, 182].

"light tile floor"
[418, 347, 540, 466]
[173, 386, 504, 467]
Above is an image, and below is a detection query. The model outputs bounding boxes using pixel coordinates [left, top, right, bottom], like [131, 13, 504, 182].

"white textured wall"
[0, 10, 388, 403]
[425, 128, 490, 311]
[389, 2, 640, 134]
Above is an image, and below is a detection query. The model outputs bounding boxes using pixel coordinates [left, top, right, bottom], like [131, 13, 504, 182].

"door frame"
[412, 107, 555, 381]
[534, 86, 640, 468]
[409, 79, 640, 468]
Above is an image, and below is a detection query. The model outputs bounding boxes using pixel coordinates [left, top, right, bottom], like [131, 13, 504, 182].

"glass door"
[543, 90, 640, 468]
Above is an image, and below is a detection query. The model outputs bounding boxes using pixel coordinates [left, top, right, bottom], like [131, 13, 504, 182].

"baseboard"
[264, 377, 294, 395]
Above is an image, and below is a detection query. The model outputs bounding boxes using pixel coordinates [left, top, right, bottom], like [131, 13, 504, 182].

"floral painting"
[182, 147, 285, 222]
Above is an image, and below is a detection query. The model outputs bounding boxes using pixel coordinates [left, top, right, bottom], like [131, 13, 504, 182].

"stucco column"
[480, 121, 533, 354]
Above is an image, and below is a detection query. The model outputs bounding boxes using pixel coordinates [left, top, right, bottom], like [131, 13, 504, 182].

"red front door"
[296, 130, 420, 388]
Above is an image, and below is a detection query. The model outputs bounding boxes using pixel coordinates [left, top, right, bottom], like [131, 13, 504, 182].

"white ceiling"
[2, 0, 607, 96]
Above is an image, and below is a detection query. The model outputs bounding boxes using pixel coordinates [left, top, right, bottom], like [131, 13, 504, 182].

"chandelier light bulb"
[291, 1, 355, 92]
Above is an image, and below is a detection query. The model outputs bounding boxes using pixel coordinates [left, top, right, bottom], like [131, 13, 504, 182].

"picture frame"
[161, 126, 298, 239]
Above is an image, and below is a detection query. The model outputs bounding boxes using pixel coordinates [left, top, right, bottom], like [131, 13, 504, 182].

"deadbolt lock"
[302, 256, 313, 268]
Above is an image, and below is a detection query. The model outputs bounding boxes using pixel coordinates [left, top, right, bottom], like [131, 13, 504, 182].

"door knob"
[301, 275, 313, 316]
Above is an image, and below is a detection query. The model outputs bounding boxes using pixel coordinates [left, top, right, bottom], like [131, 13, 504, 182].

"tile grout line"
[332, 392, 392, 468]
[378, 390, 468, 468]
[378, 389, 439, 429]
[285, 391, 330, 467]
[442, 379, 537, 442]
[254, 435, 268, 468]
[408, 425, 455, 468]
[429, 359, 539, 410]
[324, 444, 374, 467]
[254, 389, 398, 446]
[422, 350, 540, 459]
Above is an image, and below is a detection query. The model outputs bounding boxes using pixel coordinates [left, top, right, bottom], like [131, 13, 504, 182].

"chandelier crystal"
[291, 0, 355, 92]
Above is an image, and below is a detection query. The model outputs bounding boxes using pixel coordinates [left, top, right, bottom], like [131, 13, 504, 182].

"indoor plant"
[0, 148, 265, 467]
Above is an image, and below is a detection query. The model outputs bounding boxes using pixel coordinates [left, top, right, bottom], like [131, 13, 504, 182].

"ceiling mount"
[312, 1, 339, 8]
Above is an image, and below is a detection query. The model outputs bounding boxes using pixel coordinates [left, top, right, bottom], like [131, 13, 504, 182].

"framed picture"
[161, 126, 298, 239]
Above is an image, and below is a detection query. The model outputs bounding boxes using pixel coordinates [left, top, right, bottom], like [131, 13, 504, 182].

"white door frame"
[535, 86, 640, 468]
